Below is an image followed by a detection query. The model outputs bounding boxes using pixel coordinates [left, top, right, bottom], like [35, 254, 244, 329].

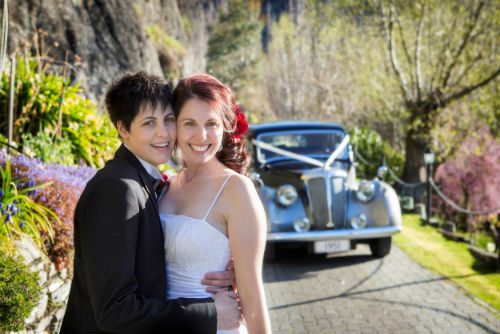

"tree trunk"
[401, 128, 428, 202]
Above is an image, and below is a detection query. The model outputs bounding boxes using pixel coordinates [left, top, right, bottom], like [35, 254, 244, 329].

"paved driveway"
[263, 245, 500, 334]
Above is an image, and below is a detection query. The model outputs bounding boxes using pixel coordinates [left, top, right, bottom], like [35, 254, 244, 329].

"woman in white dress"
[158, 74, 271, 334]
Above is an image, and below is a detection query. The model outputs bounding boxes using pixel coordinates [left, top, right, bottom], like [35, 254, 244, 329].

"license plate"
[314, 240, 350, 254]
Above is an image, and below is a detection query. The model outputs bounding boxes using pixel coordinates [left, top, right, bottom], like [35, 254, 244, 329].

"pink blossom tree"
[434, 126, 500, 233]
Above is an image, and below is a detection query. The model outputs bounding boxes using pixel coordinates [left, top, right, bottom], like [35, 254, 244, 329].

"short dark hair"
[105, 71, 173, 132]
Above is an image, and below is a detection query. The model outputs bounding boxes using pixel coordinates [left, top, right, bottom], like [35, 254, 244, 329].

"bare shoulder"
[224, 173, 256, 199]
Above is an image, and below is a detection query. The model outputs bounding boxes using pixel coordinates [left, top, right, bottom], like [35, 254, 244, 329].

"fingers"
[204, 270, 233, 281]
[206, 286, 227, 294]
[202, 270, 234, 287]
[226, 258, 234, 271]
[214, 290, 239, 300]
[214, 290, 242, 330]
[206, 285, 237, 294]
[201, 277, 233, 287]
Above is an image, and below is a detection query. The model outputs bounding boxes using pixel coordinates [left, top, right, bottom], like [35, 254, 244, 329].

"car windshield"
[256, 130, 349, 164]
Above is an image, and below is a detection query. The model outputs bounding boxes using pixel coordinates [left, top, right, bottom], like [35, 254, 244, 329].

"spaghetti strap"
[203, 175, 232, 220]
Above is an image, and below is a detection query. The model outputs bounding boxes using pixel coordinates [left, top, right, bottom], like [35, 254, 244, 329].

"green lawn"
[394, 214, 500, 313]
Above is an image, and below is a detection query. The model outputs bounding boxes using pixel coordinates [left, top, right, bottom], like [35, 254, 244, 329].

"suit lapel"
[115, 144, 160, 216]
[139, 173, 160, 216]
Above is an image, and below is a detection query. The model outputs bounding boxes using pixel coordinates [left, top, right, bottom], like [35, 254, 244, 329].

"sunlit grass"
[394, 214, 500, 314]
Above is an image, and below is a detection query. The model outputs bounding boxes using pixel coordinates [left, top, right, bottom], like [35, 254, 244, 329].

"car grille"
[307, 177, 330, 229]
[331, 177, 346, 228]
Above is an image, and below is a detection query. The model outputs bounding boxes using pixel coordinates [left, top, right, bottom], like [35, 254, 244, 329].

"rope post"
[7, 54, 15, 154]
[426, 163, 433, 225]
[424, 151, 435, 225]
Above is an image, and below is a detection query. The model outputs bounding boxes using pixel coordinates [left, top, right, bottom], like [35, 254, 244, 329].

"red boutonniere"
[229, 104, 248, 142]
[155, 172, 170, 199]
[160, 172, 169, 183]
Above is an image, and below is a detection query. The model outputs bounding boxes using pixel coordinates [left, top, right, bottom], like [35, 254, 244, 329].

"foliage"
[261, 0, 499, 186]
[22, 131, 74, 166]
[0, 53, 119, 168]
[0, 159, 56, 252]
[365, 0, 500, 183]
[145, 24, 186, 82]
[206, 0, 262, 92]
[471, 229, 496, 253]
[349, 127, 404, 180]
[434, 127, 500, 231]
[432, 80, 500, 161]
[0, 150, 96, 269]
[0, 252, 41, 331]
[262, 2, 400, 129]
[181, 15, 192, 36]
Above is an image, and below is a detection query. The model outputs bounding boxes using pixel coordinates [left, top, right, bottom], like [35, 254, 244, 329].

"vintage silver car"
[248, 122, 402, 260]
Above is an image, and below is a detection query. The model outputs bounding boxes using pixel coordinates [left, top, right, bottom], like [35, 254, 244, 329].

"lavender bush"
[0, 149, 95, 269]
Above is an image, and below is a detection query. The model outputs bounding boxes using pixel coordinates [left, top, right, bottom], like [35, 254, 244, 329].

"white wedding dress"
[160, 176, 247, 334]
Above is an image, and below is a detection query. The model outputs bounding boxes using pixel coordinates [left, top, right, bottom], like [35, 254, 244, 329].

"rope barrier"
[353, 146, 499, 215]
[386, 167, 426, 188]
[352, 145, 425, 188]
[352, 146, 378, 166]
[430, 179, 500, 215]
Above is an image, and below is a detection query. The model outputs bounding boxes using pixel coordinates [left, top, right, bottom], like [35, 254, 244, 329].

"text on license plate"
[314, 240, 350, 254]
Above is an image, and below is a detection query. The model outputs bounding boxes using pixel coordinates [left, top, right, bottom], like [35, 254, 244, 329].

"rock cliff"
[7, 0, 226, 97]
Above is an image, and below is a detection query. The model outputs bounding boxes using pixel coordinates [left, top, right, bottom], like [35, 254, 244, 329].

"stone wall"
[12, 238, 71, 334]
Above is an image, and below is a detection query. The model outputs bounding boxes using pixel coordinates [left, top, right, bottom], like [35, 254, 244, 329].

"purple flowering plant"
[0, 158, 57, 254]
[0, 149, 96, 268]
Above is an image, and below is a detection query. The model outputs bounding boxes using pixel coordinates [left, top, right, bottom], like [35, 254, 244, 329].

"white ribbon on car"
[252, 135, 350, 171]
[323, 135, 350, 170]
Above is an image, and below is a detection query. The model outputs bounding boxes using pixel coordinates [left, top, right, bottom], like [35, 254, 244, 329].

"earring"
[217, 144, 223, 152]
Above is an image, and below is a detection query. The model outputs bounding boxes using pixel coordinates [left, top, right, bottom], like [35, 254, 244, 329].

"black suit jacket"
[60, 145, 217, 334]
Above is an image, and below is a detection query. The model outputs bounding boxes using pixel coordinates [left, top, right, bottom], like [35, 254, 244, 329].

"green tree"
[371, 0, 500, 185]
[262, 1, 400, 130]
[206, 0, 262, 92]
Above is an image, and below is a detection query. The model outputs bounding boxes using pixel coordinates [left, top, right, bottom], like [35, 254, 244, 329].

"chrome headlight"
[293, 218, 311, 232]
[356, 180, 375, 202]
[351, 214, 367, 229]
[276, 184, 298, 206]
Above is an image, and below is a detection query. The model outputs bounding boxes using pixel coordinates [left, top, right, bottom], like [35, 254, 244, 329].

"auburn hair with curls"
[172, 74, 249, 175]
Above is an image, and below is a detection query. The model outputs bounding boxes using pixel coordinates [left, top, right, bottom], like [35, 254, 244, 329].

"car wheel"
[369, 237, 392, 258]
[264, 243, 276, 262]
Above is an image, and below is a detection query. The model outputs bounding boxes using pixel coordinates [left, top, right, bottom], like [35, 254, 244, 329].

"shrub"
[349, 127, 405, 180]
[0, 52, 119, 167]
[0, 150, 96, 268]
[434, 126, 500, 231]
[0, 252, 41, 331]
[22, 131, 74, 166]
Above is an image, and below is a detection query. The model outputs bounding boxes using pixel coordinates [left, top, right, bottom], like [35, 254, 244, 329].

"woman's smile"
[189, 143, 212, 153]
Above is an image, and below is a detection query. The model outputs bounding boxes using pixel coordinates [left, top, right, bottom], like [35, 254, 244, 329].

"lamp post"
[423, 151, 435, 225]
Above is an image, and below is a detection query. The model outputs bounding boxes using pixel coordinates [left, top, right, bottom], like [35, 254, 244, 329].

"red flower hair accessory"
[229, 104, 248, 142]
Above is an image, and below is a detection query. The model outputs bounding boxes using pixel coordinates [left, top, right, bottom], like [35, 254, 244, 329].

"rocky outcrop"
[6, 0, 235, 98]
[9, 0, 168, 97]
